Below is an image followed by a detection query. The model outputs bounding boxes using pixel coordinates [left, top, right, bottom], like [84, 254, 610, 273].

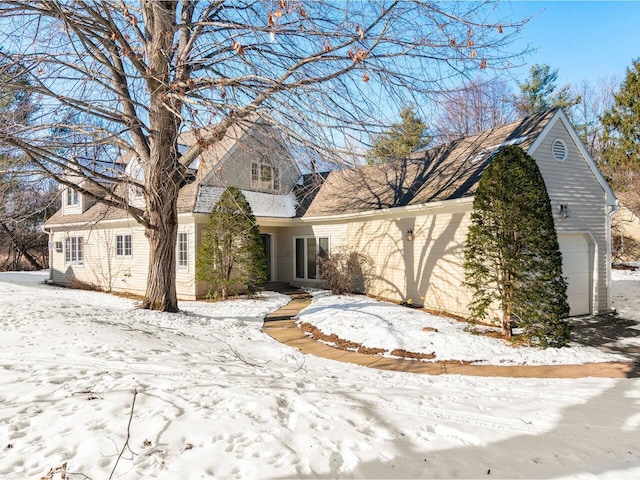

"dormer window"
[124, 156, 145, 200]
[251, 157, 279, 190]
[66, 188, 79, 206]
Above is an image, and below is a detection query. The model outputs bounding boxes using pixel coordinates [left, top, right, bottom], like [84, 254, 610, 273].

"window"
[251, 162, 259, 188]
[251, 158, 279, 190]
[116, 234, 132, 257]
[64, 236, 83, 265]
[177, 232, 188, 269]
[66, 188, 79, 206]
[295, 236, 329, 280]
[261, 163, 273, 189]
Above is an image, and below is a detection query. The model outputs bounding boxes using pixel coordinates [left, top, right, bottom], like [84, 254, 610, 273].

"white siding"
[347, 210, 474, 317]
[529, 119, 610, 313]
[200, 122, 300, 195]
[176, 221, 197, 299]
[49, 221, 148, 295]
[48, 216, 198, 300]
[274, 203, 478, 318]
[61, 187, 83, 216]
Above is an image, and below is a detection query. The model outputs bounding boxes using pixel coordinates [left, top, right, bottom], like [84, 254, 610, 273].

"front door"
[261, 234, 272, 281]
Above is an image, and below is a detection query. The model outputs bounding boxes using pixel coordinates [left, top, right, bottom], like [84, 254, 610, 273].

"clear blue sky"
[497, 1, 640, 86]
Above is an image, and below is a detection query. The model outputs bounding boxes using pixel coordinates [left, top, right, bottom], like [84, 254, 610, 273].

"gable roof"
[183, 114, 301, 188]
[298, 109, 557, 217]
[527, 107, 616, 209]
[44, 115, 298, 228]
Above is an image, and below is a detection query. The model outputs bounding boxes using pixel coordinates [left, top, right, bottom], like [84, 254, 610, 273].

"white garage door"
[557, 234, 592, 316]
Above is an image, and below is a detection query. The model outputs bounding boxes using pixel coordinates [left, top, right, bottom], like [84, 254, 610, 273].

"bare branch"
[109, 388, 139, 480]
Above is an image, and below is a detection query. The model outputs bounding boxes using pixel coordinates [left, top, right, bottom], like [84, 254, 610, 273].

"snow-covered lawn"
[1, 270, 639, 479]
[296, 289, 632, 365]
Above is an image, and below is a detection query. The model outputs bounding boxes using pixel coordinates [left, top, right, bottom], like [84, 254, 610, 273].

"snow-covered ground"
[296, 286, 633, 365]
[1, 270, 639, 479]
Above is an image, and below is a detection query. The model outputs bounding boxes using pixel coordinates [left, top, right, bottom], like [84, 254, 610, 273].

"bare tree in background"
[0, 180, 58, 271]
[571, 76, 618, 162]
[0, 54, 57, 270]
[433, 76, 516, 141]
[0, 1, 527, 312]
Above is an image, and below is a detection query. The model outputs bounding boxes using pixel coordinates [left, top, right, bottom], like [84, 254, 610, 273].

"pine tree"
[463, 146, 570, 347]
[196, 187, 266, 300]
[366, 105, 431, 165]
[515, 64, 580, 116]
[600, 59, 640, 189]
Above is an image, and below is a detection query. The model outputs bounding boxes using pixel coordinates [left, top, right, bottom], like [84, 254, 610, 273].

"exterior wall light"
[559, 204, 571, 218]
[406, 229, 414, 241]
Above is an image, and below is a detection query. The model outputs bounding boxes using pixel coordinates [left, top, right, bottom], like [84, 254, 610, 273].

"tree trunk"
[139, 1, 183, 312]
[142, 210, 179, 312]
[140, 133, 183, 312]
[502, 299, 513, 338]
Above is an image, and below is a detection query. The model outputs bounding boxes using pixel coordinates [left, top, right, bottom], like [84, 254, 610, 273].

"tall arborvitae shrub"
[463, 145, 570, 347]
[196, 187, 266, 300]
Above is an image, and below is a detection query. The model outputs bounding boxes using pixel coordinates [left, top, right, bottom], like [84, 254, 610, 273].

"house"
[44, 108, 616, 319]
[611, 191, 640, 263]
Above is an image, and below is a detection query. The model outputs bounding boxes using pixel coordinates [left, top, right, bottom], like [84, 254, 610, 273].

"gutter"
[192, 196, 475, 227]
[288, 196, 474, 224]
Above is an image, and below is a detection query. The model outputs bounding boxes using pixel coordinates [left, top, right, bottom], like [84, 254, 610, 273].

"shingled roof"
[46, 110, 559, 227]
[45, 181, 199, 227]
[297, 109, 557, 217]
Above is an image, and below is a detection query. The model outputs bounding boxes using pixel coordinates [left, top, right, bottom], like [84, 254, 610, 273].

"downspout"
[41, 224, 53, 283]
[606, 201, 618, 313]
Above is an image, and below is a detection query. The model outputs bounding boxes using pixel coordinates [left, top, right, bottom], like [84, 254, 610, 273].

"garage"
[557, 234, 593, 316]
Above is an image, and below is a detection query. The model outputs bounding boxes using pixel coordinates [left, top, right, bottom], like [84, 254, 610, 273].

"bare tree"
[571, 75, 618, 162]
[0, 54, 56, 271]
[433, 76, 516, 141]
[0, 1, 527, 312]
[0, 179, 58, 271]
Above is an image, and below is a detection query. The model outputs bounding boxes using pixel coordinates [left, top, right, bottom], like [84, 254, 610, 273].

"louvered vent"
[552, 139, 567, 162]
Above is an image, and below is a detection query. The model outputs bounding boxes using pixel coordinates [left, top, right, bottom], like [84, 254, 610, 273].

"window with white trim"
[66, 188, 79, 206]
[177, 232, 188, 269]
[251, 157, 279, 190]
[64, 236, 83, 265]
[294, 236, 329, 280]
[115, 234, 132, 257]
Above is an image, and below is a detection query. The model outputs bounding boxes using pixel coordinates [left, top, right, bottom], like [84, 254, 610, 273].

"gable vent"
[552, 139, 568, 162]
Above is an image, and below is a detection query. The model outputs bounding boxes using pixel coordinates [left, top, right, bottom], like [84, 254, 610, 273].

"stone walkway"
[263, 289, 640, 379]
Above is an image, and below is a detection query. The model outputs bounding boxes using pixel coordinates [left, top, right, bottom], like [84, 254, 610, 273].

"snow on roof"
[194, 186, 297, 218]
